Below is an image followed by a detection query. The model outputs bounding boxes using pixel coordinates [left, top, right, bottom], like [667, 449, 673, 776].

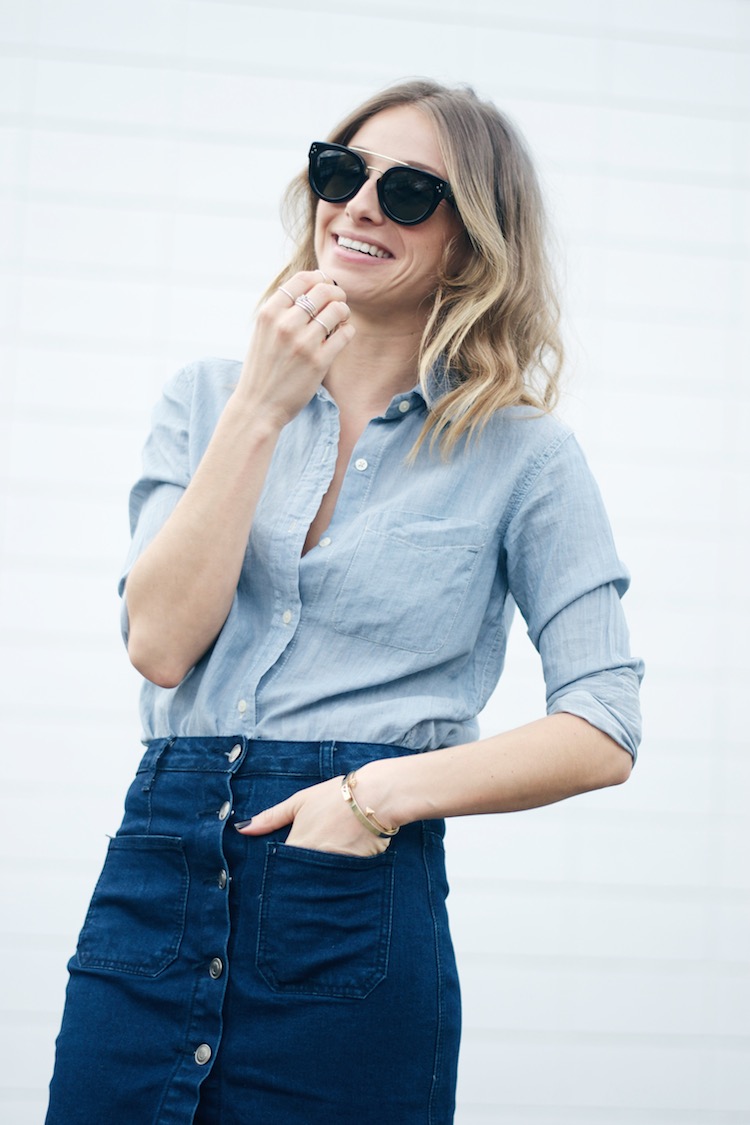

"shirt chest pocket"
[332, 510, 488, 654]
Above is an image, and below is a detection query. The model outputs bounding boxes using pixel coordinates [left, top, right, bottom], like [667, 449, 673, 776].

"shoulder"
[163, 356, 241, 409]
[472, 405, 577, 483]
[153, 358, 241, 441]
[144, 358, 241, 470]
[473, 406, 604, 527]
[488, 404, 572, 455]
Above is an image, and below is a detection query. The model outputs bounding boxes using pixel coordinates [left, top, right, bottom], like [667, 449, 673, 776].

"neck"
[324, 311, 425, 415]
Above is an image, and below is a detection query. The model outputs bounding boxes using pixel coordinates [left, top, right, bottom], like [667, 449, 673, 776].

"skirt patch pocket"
[76, 835, 189, 977]
[256, 842, 395, 999]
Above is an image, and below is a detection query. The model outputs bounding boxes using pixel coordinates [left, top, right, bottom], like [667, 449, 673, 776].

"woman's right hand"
[237, 270, 354, 428]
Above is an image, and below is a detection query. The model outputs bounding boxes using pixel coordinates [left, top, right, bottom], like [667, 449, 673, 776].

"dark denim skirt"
[46, 738, 461, 1124]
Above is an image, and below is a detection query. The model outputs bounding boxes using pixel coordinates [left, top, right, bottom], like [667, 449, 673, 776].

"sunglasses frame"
[308, 141, 454, 227]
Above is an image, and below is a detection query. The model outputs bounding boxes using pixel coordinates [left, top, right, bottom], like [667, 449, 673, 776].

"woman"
[47, 79, 642, 1124]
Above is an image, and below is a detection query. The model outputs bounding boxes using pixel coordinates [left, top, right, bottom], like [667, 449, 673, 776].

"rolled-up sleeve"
[117, 366, 194, 644]
[504, 432, 644, 760]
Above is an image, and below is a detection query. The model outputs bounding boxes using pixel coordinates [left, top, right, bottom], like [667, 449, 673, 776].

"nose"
[345, 168, 385, 225]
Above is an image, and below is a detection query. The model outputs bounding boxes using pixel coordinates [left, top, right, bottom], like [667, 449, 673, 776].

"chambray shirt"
[120, 357, 643, 757]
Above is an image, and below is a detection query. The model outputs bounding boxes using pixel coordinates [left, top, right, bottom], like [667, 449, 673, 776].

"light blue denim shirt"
[120, 358, 643, 757]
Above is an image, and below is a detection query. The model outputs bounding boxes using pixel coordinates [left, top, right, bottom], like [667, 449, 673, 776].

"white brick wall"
[1, 2, 748, 1120]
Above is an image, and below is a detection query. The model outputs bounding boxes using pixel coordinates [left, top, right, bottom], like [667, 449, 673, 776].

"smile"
[336, 235, 392, 259]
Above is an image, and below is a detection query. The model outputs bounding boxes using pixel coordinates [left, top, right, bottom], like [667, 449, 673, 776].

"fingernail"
[234, 818, 252, 831]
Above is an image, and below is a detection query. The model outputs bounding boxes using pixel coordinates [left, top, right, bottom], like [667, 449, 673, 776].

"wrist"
[224, 389, 287, 441]
[355, 757, 426, 831]
[340, 772, 398, 838]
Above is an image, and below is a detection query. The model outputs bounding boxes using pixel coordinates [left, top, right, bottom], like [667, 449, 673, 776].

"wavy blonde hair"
[266, 79, 563, 455]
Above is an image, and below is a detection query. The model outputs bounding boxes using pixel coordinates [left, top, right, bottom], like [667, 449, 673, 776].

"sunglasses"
[308, 141, 454, 226]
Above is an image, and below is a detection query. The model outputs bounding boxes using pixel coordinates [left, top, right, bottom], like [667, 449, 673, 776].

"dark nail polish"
[234, 818, 252, 831]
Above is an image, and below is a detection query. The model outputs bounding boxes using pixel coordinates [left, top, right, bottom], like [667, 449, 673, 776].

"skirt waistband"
[136, 737, 422, 779]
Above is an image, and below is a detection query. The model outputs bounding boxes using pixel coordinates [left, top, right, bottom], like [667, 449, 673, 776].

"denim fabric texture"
[46, 738, 461, 1125]
[118, 358, 643, 757]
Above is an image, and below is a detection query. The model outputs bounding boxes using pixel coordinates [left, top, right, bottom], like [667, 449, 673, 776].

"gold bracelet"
[341, 772, 399, 838]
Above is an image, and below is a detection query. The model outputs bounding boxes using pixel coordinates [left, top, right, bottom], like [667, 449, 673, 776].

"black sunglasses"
[308, 141, 454, 226]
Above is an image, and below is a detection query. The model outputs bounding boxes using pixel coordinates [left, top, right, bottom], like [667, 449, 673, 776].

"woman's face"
[313, 104, 463, 324]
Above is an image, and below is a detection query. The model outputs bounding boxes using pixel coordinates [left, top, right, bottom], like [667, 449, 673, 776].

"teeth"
[337, 236, 390, 259]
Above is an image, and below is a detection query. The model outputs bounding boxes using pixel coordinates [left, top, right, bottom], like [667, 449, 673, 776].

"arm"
[239, 431, 641, 854]
[238, 713, 631, 856]
[125, 274, 353, 687]
[363, 712, 632, 822]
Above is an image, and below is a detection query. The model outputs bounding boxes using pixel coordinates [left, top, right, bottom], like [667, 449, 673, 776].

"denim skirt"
[46, 738, 461, 1124]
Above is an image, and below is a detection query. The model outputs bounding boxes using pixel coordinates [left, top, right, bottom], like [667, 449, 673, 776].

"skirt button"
[194, 1043, 212, 1065]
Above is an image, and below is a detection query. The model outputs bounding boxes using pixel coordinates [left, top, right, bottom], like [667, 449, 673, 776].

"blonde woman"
[47, 80, 642, 1124]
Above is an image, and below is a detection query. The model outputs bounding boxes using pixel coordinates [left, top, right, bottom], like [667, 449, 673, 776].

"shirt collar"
[314, 358, 456, 418]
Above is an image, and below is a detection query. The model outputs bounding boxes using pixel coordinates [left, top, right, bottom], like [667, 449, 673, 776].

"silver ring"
[312, 316, 332, 339]
[277, 286, 295, 304]
[295, 293, 318, 319]
[317, 269, 329, 281]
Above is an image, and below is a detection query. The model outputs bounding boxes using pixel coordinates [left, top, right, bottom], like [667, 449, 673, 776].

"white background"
[1, 1, 749, 1121]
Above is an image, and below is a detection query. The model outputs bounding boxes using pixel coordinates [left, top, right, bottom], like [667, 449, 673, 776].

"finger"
[274, 271, 344, 307]
[295, 282, 348, 320]
[235, 796, 296, 836]
[276, 284, 296, 306]
[295, 269, 338, 290]
[319, 318, 355, 354]
[309, 299, 351, 341]
[271, 285, 344, 328]
[269, 273, 319, 310]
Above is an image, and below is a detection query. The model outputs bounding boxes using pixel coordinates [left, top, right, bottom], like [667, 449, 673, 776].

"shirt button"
[218, 801, 231, 821]
[282, 609, 292, 624]
[237, 699, 247, 714]
[227, 744, 242, 763]
[194, 1043, 212, 1065]
[319, 536, 331, 548]
[398, 400, 410, 413]
[354, 458, 368, 471]
[218, 869, 228, 889]
[209, 957, 224, 979]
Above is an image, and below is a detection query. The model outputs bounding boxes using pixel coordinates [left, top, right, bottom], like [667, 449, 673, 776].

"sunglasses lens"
[381, 168, 439, 224]
[308, 144, 449, 226]
[310, 147, 364, 202]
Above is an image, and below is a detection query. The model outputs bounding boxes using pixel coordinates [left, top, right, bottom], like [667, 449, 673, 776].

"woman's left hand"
[234, 776, 391, 857]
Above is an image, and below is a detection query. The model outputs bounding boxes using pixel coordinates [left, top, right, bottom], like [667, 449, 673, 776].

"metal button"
[398, 400, 410, 413]
[227, 744, 242, 763]
[194, 1043, 212, 1065]
[218, 869, 228, 889]
[218, 801, 231, 821]
[354, 458, 368, 471]
[282, 609, 292, 624]
[209, 957, 224, 979]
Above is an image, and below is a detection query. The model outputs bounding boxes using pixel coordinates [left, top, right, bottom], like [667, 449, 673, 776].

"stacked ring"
[277, 285, 295, 304]
[313, 316, 332, 339]
[295, 293, 318, 319]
